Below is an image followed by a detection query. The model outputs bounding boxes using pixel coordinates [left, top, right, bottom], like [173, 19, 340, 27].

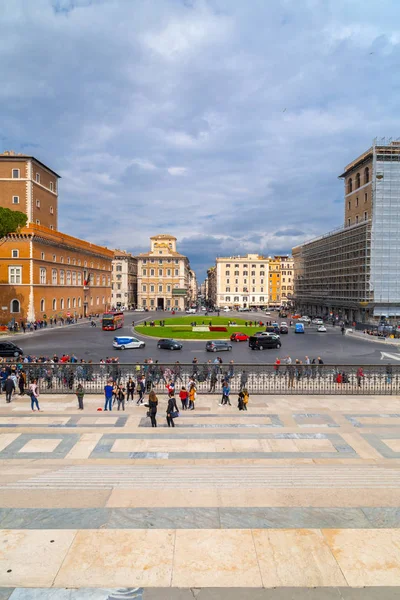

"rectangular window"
[77, 272, 82, 285]
[356, 197, 359, 207]
[348, 201, 351, 210]
[167, 269, 171, 276]
[142, 269, 147, 276]
[50, 182, 53, 191]
[12, 169, 20, 178]
[53, 254, 56, 261]
[40, 268, 46, 284]
[36, 219, 40, 224]
[36, 173, 40, 183]
[158, 269, 162, 276]
[36, 199, 40, 208]
[41, 252, 45, 260]
[150, 269, 155, 276]
[355, 215, 359, 224]
[50, 225, 53, 230]
[72, 272, 77, 285]
[50, 206, 53, 214]
[60, 270, 65, 285]
[9, 266, 22, 284]
[142, 285, 147, 292]
[150, 285, 155, 292]
[12, 196, 19, 204]
[66, 271, 71, 285]
[364, 211, 368, 220]
[11, 249, 19, 258]
[175, 269, 179, 276]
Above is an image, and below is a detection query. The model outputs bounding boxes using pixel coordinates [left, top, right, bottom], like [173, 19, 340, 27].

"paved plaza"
[0, 392, 400, 596]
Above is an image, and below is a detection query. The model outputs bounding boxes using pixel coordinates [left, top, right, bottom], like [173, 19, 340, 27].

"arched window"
[10, 299, 20, 313]
[356, 172, 360, 188]
[348, 178, 352, 193]
[40, 299, 45, 312]
[60, 298, 64, 310]
[72, 298, 76, 308]
[67, 298, 70, 309]
[364, 167, 369, 183]
[78, 297, 81, 308]
[52, 299, 56, 310]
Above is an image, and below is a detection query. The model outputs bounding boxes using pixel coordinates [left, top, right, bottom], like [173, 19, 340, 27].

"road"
[9, 310, 395, 365]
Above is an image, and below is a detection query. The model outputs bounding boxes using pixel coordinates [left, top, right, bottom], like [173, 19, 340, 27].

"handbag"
[146, 410, 151, 417]
[171, 411, 179, 418]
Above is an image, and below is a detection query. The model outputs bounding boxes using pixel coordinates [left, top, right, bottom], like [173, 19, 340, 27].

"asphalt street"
[7, 310, 397, 365]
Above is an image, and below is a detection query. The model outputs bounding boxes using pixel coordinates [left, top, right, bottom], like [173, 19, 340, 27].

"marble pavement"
[0, 391, 400, 597]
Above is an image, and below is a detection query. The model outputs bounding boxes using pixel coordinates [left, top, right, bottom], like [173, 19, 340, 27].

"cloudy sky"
[2, 0, 400, 281]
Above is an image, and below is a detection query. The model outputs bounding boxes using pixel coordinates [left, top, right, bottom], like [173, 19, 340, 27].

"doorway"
[157, 298, 164, 310]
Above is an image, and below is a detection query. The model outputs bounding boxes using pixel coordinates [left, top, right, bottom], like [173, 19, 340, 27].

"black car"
[205, 340, 232, 352]
[157, 338, 182, 350]
[248, 334, 281, 350]
[0, 341, 23, 358]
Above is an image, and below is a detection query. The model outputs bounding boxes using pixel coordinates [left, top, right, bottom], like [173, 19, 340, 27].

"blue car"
[295, 323, 305, 334]
[113, 336, 145, 350]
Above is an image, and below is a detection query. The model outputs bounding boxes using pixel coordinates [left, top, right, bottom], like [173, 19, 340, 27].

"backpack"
[243, 393, 249, 404]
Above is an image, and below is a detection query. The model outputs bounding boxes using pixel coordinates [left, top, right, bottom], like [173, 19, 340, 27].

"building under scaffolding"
[293, 138, 400, 323]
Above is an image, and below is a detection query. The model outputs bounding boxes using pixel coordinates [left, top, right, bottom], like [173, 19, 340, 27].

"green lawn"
[135, 316, 266, 340]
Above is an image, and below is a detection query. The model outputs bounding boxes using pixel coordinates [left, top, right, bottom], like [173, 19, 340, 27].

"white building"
[215, 254, 270, 309]
[111, 250, 137, 309]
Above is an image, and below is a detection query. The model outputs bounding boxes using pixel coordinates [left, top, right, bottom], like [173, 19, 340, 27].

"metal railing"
[16, 362, 400, 395]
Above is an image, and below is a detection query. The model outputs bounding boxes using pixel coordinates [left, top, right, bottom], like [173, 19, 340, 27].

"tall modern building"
[293, 138, 400, 323]
[135, 235, 192, 311]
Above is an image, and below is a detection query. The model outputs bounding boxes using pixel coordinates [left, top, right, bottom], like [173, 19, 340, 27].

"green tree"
[0, 207, 27, 237]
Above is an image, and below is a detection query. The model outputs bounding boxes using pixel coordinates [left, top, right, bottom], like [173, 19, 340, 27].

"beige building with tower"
[135, 235, 192, 311]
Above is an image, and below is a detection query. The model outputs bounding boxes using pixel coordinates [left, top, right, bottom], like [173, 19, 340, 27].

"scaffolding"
[293, 221, 372, 319]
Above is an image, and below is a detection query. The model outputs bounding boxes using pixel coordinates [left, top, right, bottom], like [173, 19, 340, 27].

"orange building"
[268, 257, 281, 307]
[0, 151, 113, 323]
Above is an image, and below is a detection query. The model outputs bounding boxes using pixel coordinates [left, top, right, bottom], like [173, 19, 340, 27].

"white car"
[201, 307, 207, 311]
[312, 318, 324, 325]
[299, 316, 311, 323]
[280, 321, 288, 327]
[317, 325, 327, 332]
[223, 307, 231, 312]
[265, 311, 271, 316]
[186, 308, 197, 314]
[134, 307, 145, 312]
[113, 336, 146, 350]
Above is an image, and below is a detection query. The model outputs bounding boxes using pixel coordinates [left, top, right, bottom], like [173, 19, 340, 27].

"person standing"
[104, 381, 113, 411]
[75, 383, 85, 410]
[117, 384, 126, 411]
[179, 386, 189, 410]
[188, 383, 197, 410]
[126, 378, 135, 402]
[166, 395, 179, 427]
[18, 370, 26, 395]
[148, 390, 158, 427]
[209, 371, 217, 393]
[29, 379, 40, 411]
[137, 376, 146, 405]
[4, 376, 15, 403]
[356, 367, 364, 388]
[220, 381, 231, 406]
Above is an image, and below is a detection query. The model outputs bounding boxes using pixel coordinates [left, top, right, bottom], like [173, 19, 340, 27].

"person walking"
[4, 376, 15, 403]
[287, 363, 295, 389]
[126, 378, 135, 402]
[239, 370, 248, 391]
[18, 370, 26, 396]
[166, 395, 179, 427]
[75, 383, 85, 410]
[148, 390, 158, 427]
[104, 381, 113, 411]
[274, 358, 280, 376]
[179, 386, 189, 410]
[188, 383, 197, 410]
[220, 381, 231, 406]
[209, 371, 217, 393]
[29, 379, 40, 411]
[386, 364, 393, 385]
[117, 384, 126, 411]
[238, 388, 249, 410]
[137, 376, 146, 405]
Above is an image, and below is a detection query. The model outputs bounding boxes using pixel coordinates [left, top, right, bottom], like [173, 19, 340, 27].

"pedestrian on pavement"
[4, 376, 15, 403]
[179, 386, 189, 410]
[166, 395, 179, 427]
[238, 388, 249, 411]
[29, 379, 40, 411]
[75, 383, 85, 410]
[386, 364, 393, 385]
[356, 367, 364, 388]
[188, 383, 197, 410]
[287, 364, 295, 388]
[126, 377, 135, 402]
[239, 370, 248, 391]
[209, 370, 218, 393]
[148, 390, 158, 427]
[117, 384, 126, 411]
[137, 376, 146, 405]
[104, 381, 113, 411]
[274, 358, 280, 376]
[220, 381, 231, 406]
[18, 370, 26, 395]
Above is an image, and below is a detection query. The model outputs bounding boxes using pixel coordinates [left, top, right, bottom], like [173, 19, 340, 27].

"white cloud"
[131, 159, 157, 171]
[167, 167, 188, 176]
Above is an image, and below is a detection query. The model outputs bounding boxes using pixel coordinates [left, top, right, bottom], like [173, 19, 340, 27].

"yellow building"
[268, 257, 281, 307]
[135, 234, 192, 311]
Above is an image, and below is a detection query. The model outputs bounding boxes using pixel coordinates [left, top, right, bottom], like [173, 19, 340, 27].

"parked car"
[248, 334, 281, 350]
[0, 341, 23, 358]
[238, 307, 250, 312]
[279, 325, 289, 334]
[206, 340, 232, 352]
[317, 325, 327, 332]
[222, 307, 231, 312]
[186, 308, 196, 314]
[265, 311, 271, 316]
[113, 336, 145, 350]
[295, 323, 305, 333]
[134, 307, 145, 312]
[299, 316, 311, 324]
[201, 307, 207, 311]
[312, 318, 324, 325]
[230, 332, 249, 342]
[157, 339, 183, 350]
[265, 325, 280, 335]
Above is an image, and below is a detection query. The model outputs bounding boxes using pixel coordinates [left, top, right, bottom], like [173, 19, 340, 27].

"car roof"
[114, 336, 133, 341]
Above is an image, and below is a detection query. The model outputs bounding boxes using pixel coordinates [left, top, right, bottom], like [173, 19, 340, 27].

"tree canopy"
[0, 207, 27, 237]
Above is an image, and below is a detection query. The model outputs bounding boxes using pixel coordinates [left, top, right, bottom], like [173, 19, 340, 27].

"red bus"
[102, 311, 124, 331]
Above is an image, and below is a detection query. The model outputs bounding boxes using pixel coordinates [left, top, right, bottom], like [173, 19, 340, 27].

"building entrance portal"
[157, 298, 164, 310]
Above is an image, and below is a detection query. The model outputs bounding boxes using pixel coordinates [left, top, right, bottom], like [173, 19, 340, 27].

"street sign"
[66, 312, 71, 317]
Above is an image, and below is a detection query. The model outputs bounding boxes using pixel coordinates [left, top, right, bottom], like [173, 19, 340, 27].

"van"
[248, 334, 281, 350]
[295, 323, 305, 334]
